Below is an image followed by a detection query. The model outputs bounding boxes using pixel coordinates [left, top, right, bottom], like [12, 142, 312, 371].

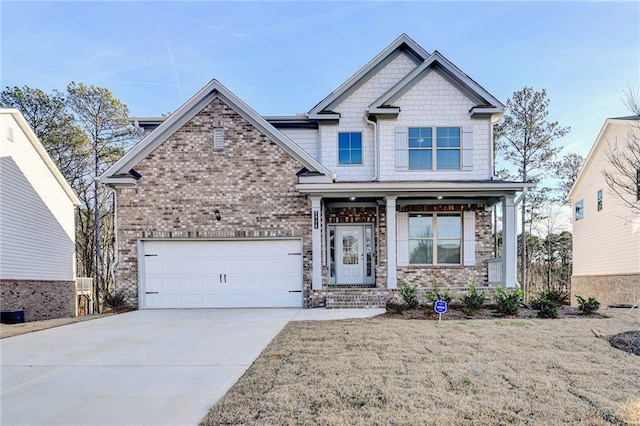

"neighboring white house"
[0, 108, 80, 321]
[567, 116, 640, 307]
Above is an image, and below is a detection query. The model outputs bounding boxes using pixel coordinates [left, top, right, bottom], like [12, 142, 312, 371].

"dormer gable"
[307, 34, 430, 121]
[367, 51, 504, 122]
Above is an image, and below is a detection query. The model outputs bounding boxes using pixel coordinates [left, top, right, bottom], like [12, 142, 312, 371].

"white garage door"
[140, 239, 303, 308]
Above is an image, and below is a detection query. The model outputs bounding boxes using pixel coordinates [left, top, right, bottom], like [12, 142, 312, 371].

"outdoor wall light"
[436, 196, 444, 200]
[349, 196, 356, 201]
[214, 209, 221, 221]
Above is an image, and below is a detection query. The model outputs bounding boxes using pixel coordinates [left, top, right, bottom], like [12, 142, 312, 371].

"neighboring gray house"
[0, 108, 79, 321]
[101, 34, 532, 309]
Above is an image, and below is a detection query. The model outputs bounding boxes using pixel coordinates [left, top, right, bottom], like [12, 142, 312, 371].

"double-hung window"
[409, 214, 461, 264]
[338, 132, 362, 165]
[408, 127, 460, 170]
[597, 189, 603, 211]
[575, 200, 584, 220]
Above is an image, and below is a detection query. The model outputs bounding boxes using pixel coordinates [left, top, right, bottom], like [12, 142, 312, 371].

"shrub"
[462, 284, 486, 315]
[494, 287, 523, 315]
[398, 283, 419, 308]
[425, 285, 452, 306]
[536, 299, 558, 319]
[576, 295, 601, 314]
[103, 290, 126, 310]
[531, 290, 569, 308]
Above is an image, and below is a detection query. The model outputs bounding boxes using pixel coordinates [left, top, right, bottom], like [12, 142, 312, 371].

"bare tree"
[66, 82, 136, 312]
[494, 86, 570, 296]
[603, 87, 640, 214]
[556, 153, 585, 202]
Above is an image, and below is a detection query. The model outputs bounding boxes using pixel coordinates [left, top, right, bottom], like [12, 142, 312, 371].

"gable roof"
[367, 50, 504, 120]
[0, 108, 79, 206]
[100, 79, 333, 185]
[307, 33, 430, 119]
[567, 116, 640, 202]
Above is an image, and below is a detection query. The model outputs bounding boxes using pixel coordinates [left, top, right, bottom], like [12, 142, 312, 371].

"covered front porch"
[298, 181, 532, 307]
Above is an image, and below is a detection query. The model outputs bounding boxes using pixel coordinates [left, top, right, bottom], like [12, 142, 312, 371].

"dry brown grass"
[202, 308, 640, 426]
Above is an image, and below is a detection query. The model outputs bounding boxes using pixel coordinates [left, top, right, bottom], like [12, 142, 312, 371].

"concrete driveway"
[0, 308, 383, 425]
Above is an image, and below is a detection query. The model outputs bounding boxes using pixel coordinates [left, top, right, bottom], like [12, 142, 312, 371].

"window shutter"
[397, 211, 409, 266]
[463, 210, 475, 266]
[213, 128, 224, 149]
[462, 126, 474, 171]
[395, 126, 408, 171]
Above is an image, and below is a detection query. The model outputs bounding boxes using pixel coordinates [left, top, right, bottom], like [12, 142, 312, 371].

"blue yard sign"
[434, 300, 447, 314]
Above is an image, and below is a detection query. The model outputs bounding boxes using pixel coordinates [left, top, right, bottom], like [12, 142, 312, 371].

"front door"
[336, 226, 365, 284]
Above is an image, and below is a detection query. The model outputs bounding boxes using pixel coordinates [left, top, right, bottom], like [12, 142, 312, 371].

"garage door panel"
[141, 239, 303, 308]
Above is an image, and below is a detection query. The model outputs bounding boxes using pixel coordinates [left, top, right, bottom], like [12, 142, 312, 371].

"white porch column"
[502, 194, 518, 288]
[386, 196, 398, 289]
[311, 196, 323, 290]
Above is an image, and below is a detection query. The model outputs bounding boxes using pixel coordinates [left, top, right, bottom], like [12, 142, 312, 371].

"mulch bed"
[608, 330, 640, 356]
[384, 303, 606, 321]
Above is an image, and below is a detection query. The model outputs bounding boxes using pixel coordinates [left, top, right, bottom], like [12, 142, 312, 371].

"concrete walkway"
[0, 308, 384, 425]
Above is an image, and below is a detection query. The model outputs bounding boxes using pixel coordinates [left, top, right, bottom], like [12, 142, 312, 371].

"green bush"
[535, 299, 558, 318]
[462, 284, 486, 315]
[531, 290, 569, 308]
[425, 285, 452, 306]
[494, 287, 523, 315]
[576, 295, 601, 314]
[398, 283, 419, 308]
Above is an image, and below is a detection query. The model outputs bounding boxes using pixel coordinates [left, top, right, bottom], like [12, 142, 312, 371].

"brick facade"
[571, 274, 640, 307]
[0, 279, 75, 322]
[115, 98, 313, 307]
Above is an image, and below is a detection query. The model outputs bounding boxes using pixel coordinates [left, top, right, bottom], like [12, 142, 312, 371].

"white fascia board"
[100, 176, 138, 186]
[370, 51, 504, 113]
[308, 34, 429, 115]
[298, 174, 333, 184]
[2, 108, 80, 206]
[296, 181, 536, 196]
[567, 118, 619, 202]
[100, 79, 332, 182]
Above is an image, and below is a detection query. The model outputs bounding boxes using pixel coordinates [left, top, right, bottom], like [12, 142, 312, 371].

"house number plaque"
[313, 211, 319, 229]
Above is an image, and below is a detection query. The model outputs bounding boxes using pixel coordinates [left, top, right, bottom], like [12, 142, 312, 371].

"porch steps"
[325, 289, 389, 309]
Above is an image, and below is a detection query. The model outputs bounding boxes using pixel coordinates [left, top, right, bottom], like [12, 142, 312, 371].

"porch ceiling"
[297, 181, 535, 201]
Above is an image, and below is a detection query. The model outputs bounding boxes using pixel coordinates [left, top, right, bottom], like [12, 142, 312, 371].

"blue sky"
[1, 1, 639, 160]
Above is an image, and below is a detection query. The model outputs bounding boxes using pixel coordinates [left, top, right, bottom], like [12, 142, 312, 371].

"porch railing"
[75, 277, 94, 315]
[487, 258, 503, 285]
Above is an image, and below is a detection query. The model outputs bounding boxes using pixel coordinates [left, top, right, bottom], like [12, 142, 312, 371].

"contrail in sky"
[165, 35, 183, 100]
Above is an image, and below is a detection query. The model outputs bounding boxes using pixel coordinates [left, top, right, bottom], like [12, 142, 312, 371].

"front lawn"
[201, 308, 640, 425]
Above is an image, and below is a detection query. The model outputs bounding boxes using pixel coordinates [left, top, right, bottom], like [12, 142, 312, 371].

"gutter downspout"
[364, 110, 378, 181]
[107, 186, 119, 298]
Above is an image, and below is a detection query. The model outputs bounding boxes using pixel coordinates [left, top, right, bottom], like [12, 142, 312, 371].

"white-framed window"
[408, 127, 460, 170]
[575, 200, 584, 220]
[338, 132, 362, 165]
[597, 189, 603, 211]
[408, 213, 461, 264]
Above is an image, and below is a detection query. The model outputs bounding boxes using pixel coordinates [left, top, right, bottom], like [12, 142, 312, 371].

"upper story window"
[597, 189, 603, 211]
[408, 213, 461, 265]
[408, 127, 460, 170]
[575, 200, 584, 220]
[338, 132, 362, 165]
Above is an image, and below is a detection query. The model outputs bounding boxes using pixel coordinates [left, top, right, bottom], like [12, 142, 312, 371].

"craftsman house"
[0, 108, 79, 320]
[567, 116, 640, 307]
[101, 34, 531, 309]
